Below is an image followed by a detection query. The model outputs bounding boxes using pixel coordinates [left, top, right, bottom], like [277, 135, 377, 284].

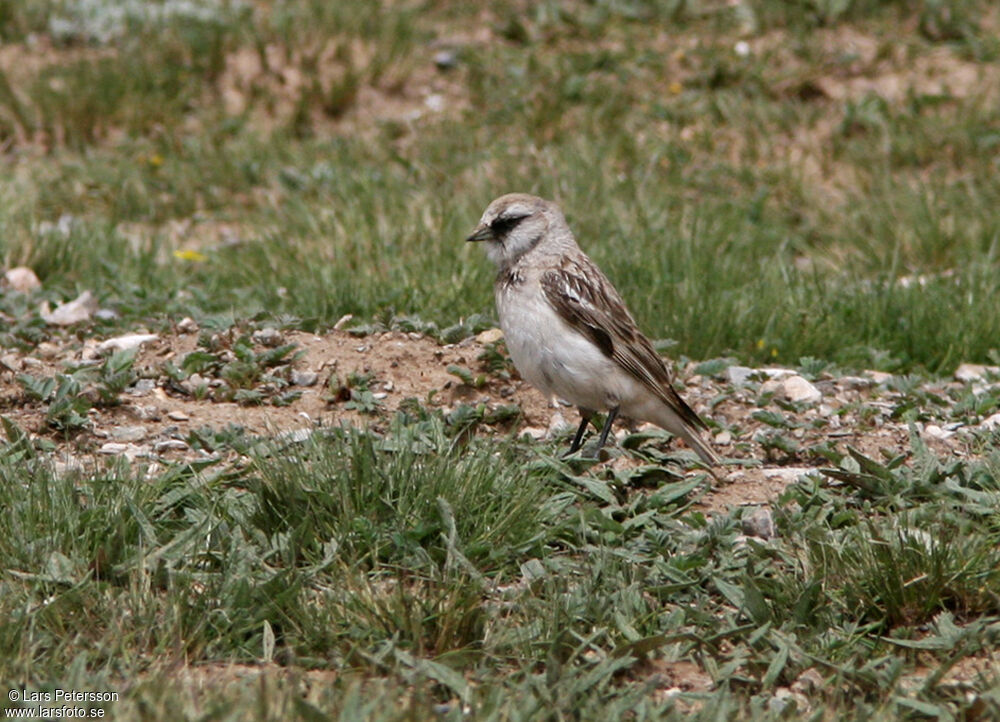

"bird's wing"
[540, 255, 707, 431]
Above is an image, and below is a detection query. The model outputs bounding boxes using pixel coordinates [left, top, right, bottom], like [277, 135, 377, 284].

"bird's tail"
[678, 426, 722, 468]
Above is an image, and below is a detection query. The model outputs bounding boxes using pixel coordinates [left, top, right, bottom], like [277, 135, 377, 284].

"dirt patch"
[3, 326, 992, 517]
[214, 38, 471, 140]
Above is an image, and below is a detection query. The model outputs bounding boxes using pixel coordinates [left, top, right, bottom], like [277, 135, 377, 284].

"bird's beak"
[465, 224, 494, 243]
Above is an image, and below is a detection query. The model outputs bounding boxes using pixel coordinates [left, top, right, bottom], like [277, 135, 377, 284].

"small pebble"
[129, 379, 157, 396]
[290, 370, 319, 387]
[36, 342, 60, 360]
[433, 49, 458, 69]
[3, 267, 41, 293]
[783, 375, 822, 404]
[154, 439, 189, 452]
[99, 333, 158, 353]
[177, 317, 199, 334]
[741, 506, 776, 540]
[252, 327, 283, 347]
[111, 425, 147, 442]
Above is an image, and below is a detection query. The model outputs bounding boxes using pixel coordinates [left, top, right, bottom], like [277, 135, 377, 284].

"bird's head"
[466, 193, 566, 268]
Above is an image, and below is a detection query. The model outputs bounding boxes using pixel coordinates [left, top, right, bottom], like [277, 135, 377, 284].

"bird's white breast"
[495, 277, 627, 412]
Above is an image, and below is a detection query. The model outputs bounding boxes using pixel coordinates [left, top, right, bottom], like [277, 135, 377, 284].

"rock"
[36, 342, 60, 359]
[726, 366, 754, 385]
[839, 376, 874, 390]
[768, 687, 809, 716]
[177, 317, 199, 334]
[715, 430, 732, 445]
[547, 411, 572, 438]
[97, 442, 148, 460]
[252, 327, 283, 347]
[922, 424, 947, 440]
[981, 413, 1000, 431]
[741, 506, 776, 539]
[290, 370, 319, 387]
[955, 363, 999, 383]
[520, 427, 546, 441]
[865, 370, 894, 384]
[333, 313, 354, 330]
[40, 290, 98, 326]
[182, 374, 208, 395]
[54, 458, 86, 476]
[727, 366, 794, 385]
[167, 410, 190, 421]
[128, 405, 160, 421]
[95, 308, 119, 321]
[277, 428, 313, 443]
[783, 375, 822, 404]
[128, 379, 156, 396]
[154, 439, 189, 452]
[760, 378, 782, 396]
[98, 333, 158, 353]
[433, 49, 458, 69]
[762, 467, 814, 483]
[0, 354, 21, 372]
[110, 425, 147, 442]
[792, 668, 825, 696]
[3, 266, 41, 293]
[476, 328, 504, 345]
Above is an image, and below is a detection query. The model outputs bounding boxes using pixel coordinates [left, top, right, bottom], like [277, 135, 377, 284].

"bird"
[466, 193, 719, 466]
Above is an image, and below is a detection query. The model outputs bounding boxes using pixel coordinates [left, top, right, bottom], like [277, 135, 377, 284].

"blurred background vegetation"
[1, 0, 999, 371]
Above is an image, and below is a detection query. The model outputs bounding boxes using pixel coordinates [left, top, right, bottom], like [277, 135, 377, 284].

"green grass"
[2, 414, 999, 719]
[1, 0, 999, 371]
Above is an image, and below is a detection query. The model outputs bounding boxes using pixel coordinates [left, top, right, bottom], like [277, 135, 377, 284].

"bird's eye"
[490, 214, 526, 235]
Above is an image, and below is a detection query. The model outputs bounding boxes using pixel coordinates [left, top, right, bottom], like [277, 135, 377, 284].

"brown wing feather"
[540, 256, 707, 432]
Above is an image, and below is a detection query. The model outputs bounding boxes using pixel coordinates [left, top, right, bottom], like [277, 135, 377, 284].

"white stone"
[3, 266, 41, 293]
[783, 375, 822, 404]
[277, 428, 313, 443]
[726, 366, 754, 385]
[154, 440, 189, 452]
[547, 411, 573, 438]
[0, 354, 21, 372]
[177, 317, 199, 333]
[476, 328, 504, 345]
[922, 424, 953, 440]
[290, 370, 319, 387]
[979, 413, 1000, 431]
[955, 363, 999, 383]
[839, 376, 874, 390]
[252, 328, 283, 347]
[167, 410, 190, 421]
[110, 425, 147, 442]
[40, 291, 98, 326]
[98, 333, 158, 353]
[762, 467, 816, 482]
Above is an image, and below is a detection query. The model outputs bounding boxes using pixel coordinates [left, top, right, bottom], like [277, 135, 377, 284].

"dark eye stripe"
[491, 215, 525, 234]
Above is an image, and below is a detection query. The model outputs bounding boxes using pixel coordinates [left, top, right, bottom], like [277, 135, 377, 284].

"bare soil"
[1, 327, 983, 516]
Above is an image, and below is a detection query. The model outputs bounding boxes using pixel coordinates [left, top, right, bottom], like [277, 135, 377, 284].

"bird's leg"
[595, 406, 620, 451]
[566, 409, 593, 455]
